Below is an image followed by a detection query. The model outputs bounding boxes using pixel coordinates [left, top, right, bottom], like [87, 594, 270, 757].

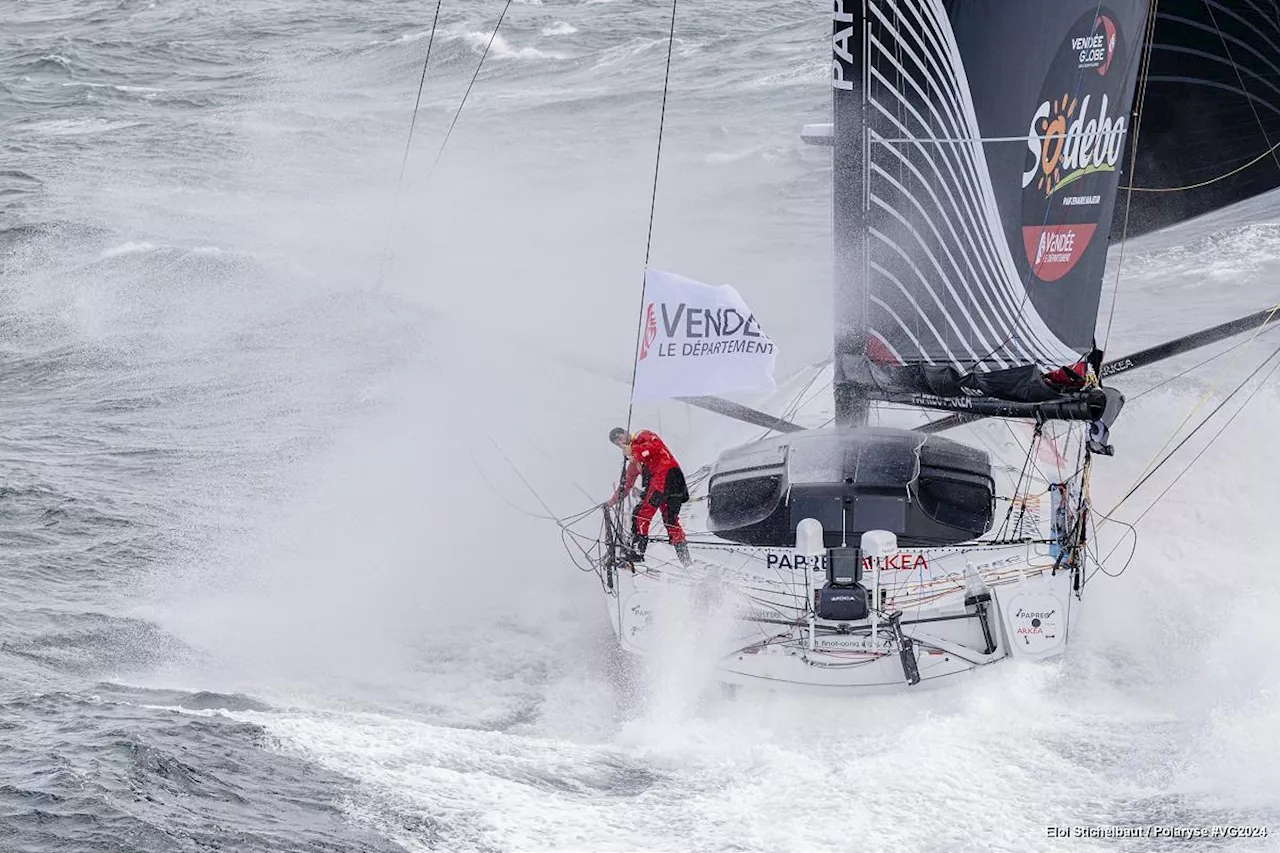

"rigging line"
[1127, 140, 1280, 192]
[1128, 332, 1261, 401]
[561, 516, 607, 571]
[1122, 303, 1280, 490]
[1102, 0, 1160, 352]
[996, 422, 1040, 539]
[350, 294, 573, 525]
[347, 296, 578, 532]
[558, 503, 602, 526]
[484, 432, 558, 521]
[523, 441, 598, 506]
[787, 364, 835, 418]
[1095, 343, 1274, 573]
[625, 0, 679, 433]
[468, 446, 562, 523]
[425, 0, 514, 186]
[404, 320, 598, 534]
[561, 528, 601, 577]
[1204, 0, 1280, 177]
[1122, 344, 1280, 527]
[777, 364, 824, 423]
[748, 362, 826, 444]
[419, 332, 588, 529]
[1110, 335, 1280, 516]
[1087, 502, 1138, 583]
[376, 0, 445, 287]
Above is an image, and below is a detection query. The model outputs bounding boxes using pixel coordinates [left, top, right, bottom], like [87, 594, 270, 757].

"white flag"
[632, 268, 778, 401]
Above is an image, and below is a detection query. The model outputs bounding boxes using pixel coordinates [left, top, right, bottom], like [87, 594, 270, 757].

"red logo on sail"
[1073, 14, 1117, 75]
[638, 302, 658, 360]
[1096, 15, 1117, 75]
[1022, 224, 1096, 281]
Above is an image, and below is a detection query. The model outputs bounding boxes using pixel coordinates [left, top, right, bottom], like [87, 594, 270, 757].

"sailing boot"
[624, 534, 648, 564]
[675, 541, 692, 567]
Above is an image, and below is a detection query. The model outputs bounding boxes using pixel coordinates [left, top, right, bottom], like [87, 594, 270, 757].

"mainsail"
[832, 1, 1151, 417]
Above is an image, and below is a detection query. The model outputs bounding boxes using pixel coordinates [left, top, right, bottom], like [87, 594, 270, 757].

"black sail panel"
[852, 0, 1150, 378]
[1118, 1, 1280, 236]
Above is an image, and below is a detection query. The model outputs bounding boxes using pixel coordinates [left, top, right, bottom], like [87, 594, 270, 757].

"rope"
[376, 0, 444, 287]
[996, 422, 1042, 540]
[1109, 335, 1280, 515]
[1114, 304, 1280, 501]
[1101, 0, 1159, 351]
[624, 0, 679, 433]
[1122, 2, 1280, 195]
[469, 446, 567, 524]
[1087, 504, 1138, 584]
[1129, 333, 1262, 401]
[425, 0, 514, 185]
[1128, 142, 1280, 193]
[1093, 344, 1280, 576]
[1204, 0, 1280, 178]
[1096, 2, 1280, 524]
[484, 435, 558, 520]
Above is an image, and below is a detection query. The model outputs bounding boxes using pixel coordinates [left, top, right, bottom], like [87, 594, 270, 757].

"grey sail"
[833, 0, 1151, 417]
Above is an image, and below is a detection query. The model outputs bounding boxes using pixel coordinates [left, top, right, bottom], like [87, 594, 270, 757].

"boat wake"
[132, 365, 1279, 852]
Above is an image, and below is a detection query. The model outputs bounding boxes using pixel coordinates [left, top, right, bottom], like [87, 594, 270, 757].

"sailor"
[605, 426, 691, 566]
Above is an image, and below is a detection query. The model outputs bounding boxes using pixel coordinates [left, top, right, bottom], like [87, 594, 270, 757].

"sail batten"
[869, 1, 1004, 261]
[869, 186, 1009, 363]
[869, 292, 935, 366]
[869, 163, 1018, 369]
[866, 115, 1038, 365]
[868, 228, 989, 369]
[864, 83, 1025, 313]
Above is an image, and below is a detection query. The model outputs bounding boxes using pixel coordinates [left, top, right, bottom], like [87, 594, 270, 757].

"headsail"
[1122, 2, 1280, 235]
[832, 1, 1151, 414]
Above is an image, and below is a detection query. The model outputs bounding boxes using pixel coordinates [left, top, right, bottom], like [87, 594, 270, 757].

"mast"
[831, 0, 868, 426]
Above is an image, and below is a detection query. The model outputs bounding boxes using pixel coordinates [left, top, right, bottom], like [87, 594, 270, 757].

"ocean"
[1, 1, 1278, 851]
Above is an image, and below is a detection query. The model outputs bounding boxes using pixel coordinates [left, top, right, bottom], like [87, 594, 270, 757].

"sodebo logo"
[1021, 93, 1127, 197]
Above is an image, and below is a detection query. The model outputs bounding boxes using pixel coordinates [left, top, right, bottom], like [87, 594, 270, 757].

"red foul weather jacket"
[611, 430, 681, 503]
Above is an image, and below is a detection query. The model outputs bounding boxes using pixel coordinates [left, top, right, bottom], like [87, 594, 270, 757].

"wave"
[98, 683, 273, 713]
[459, 30, 564, 61]
[3, 612, 181, 677]
[32, 53, 74, 71]
[541, 22, 579, 36]
[25, 117, 143, 137]
[1123, 222, 1280, 283]
[99, 240, 159, 259]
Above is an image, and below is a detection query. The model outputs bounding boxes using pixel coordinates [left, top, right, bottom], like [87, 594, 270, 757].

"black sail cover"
[840, 0, 1151, 403]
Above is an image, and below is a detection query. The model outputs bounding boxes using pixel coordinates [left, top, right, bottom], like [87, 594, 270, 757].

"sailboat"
[577, 0, 1280, 693]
